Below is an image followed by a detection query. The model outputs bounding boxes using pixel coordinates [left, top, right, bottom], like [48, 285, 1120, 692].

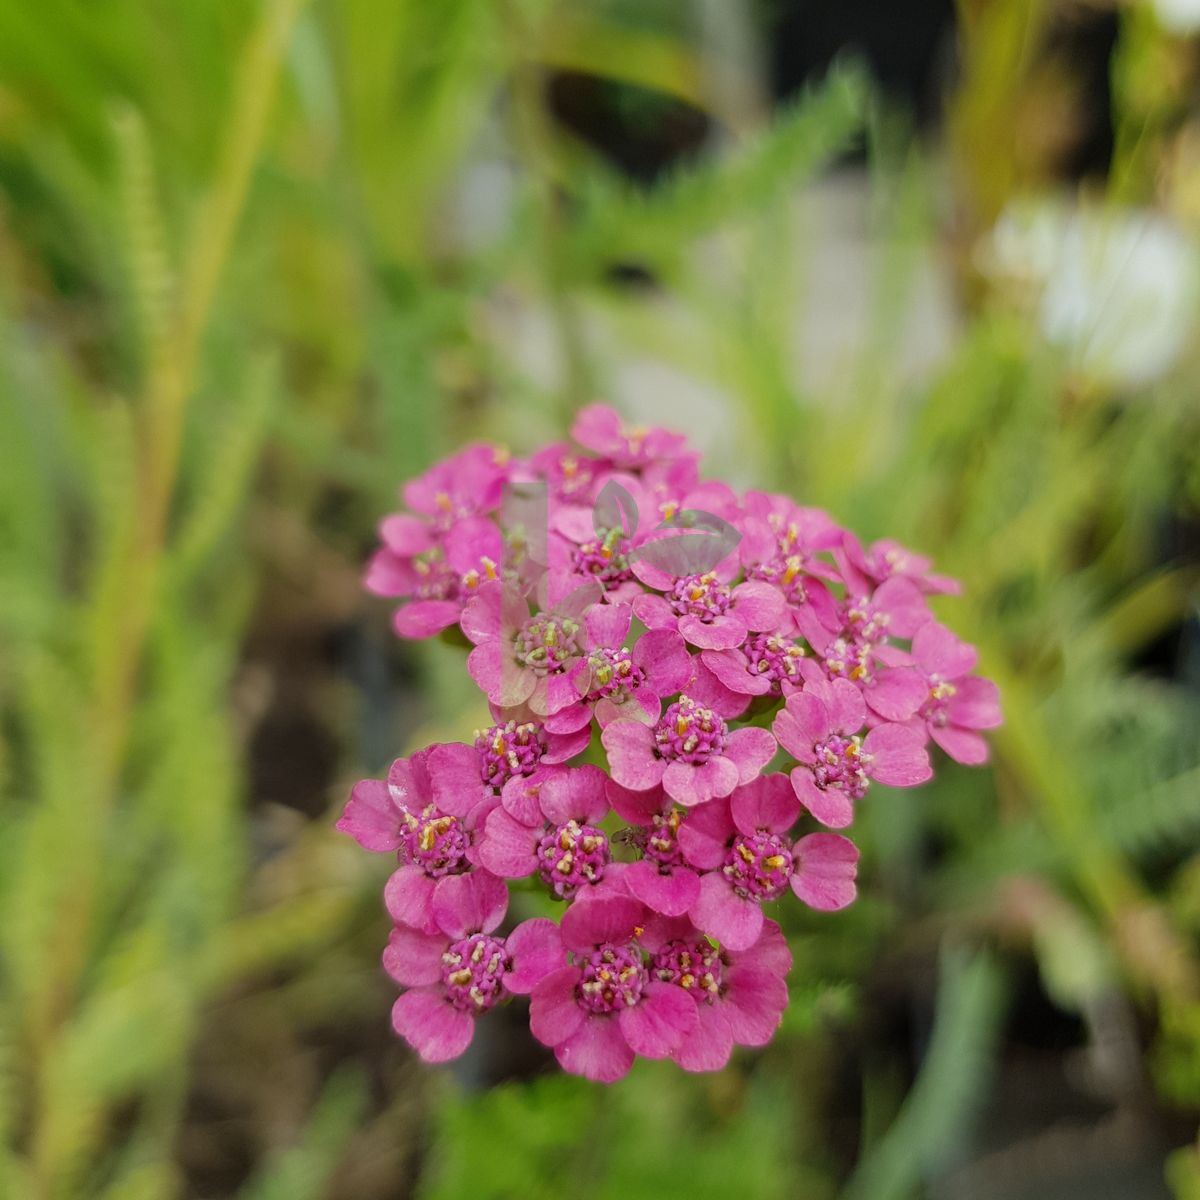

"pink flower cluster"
[339, 405, 1001, 1082]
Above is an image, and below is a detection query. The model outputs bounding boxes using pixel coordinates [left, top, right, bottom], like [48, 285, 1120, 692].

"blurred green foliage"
[1, 0, 1199, 1198]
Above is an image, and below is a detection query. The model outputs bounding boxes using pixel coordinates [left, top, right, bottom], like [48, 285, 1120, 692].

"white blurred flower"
[1151, 0, 1200, 36]
[983, 198, 1199, 387]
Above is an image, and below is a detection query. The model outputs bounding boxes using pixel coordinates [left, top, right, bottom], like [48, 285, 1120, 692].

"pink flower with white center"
[700, 630, 808, 698]
[529, 895, 699, 1082]
[838, 576, 931, 644]
[543, 603, 694, 734]
[838, 532, 961, 596]
[385, 871, 564, 1063]
[425, 719, 591, 815]
[335, 749, 496, 934]
[804, 632, 927, 722]
[606, 780, 703, 917]
[677, 776, 859, 950]
[907, 621, 1002, 764]
[632, 566, 785, 652]
[462, 576, 602, 715]
[773, 677, 931, 828]
[366, 515, 506, 639]
[601, 693, 776, 807]
[402, 443, 511, 532]
[571, 403, 693, 469]
[527, 442, 609, 503]
[479, 766, 619, 900]
[641, 914, 792, 1072]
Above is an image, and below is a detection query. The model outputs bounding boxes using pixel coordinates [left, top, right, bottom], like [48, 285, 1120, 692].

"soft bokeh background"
[3, 1, 1200, 1197]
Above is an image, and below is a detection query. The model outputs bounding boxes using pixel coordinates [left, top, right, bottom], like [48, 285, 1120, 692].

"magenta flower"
[633, 567, 786, 652]
[462, 576, 602, 715]
[773, 678, 931, 828]
[601, 694, 776, 807]
[606, 780, 703, 917]
[543, 603, 694, 734]
[402, 443, 511, 530]
[365, 515, 506, 639]
[385, 871, 564, 1063]
[908, 621, 1002, 764]
[838, 532, 961, 596]
[677, 777, 859, 950]
[641, 913, 792, 1072]
[700, 630, 809, 698]
[425, 719, 590, 814]
[571, 403, 693, 469]
[340, 749, 496, 935]
[478, 766, 621, 900]
[529, 895, 699, 1082]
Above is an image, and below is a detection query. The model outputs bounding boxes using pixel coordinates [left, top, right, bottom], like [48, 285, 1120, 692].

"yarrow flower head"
[338, 402, 1002, 1078]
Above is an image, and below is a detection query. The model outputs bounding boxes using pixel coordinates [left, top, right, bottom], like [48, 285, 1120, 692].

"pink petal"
[676, 797, 735, 869]
[585, 602, 633, 649]
[529, 966, 587, 1047]
[773, 692, 829, 759]
[542, 702, 592, 735]
[605, 779, 666, 824]
[635, 630, 695, 695]
[379, 513, 434, 555]
[477, 808, 539, 878]
[427, 743, 488, 815]
[632, 593, 678, 631]
[555, 1015, 635, 1082]
[662, 757, 739, 807]
[675, 998, 734, 1072]
[468, 643, 534, 708]
[689, 871, 764, 951]
[791, 833, 858, 911]
[864, 667, 927, 722]
[459, 584, 503, 645]
[947, 677, 1002, 729]
[872, 576, 929, 638]
[365, 549, 414, 597]
[731, 774, 802, 837]
[722, 964, 789, 1046]
[699, 649, 771, 696]
[382, 926, 446, 986]
[723, 727, 778, 783]
[384, 866, 438, 932]
[685, 663, 752, 719]
[730, 580, 787, 631]
[625, 861, 702, 917]
[864, 723, 932, 787]
[538, 764, 609, 825]
[912, 621, 977, 678]
[678, 613, 746, 651]
[601, 720, 666, 791]
[820, 676, 869, 733]
[789, 767, 854, 828]
[736, 918, 792, 977]
[336, 779, 402, 852]
[618, 982, 699, 1058]
[393, 600, 461, 639]
[560, 895, 646, 952]
[432, 871, 508, 938]
[931, 723, 990, 764]
[391, 989, 475, 1063]
[504, 918, 565, 994]
[500, 773, 551, 826]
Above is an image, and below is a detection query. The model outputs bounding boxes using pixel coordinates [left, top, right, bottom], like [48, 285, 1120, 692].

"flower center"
[536, 819, 610, 898]
[412, 553, 458, 602]
[654, 697, 728, 763]
[669, 573, 733, 622]
[749, 554, 811, 604]
[822, 637, 874, 684]
[577, 943, 647, 1013]
[843, 597, 890, 643]
[460, 554, 500, 593]
[441, 933, 509, 1013]
[474, 720, 545, 790]
[812, 734, 872, 798]
[918, 675, 957, 727]
[744, 632, 806, 692]
[643, 807, 686, 870]
[585, 647, 644, 700]
[517, 614, 582, 675]
[401, 805, 470, 877]
[723, 831, 794, 901]
[653, 938, 723, 1003]
[571, 529, 633, 585]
